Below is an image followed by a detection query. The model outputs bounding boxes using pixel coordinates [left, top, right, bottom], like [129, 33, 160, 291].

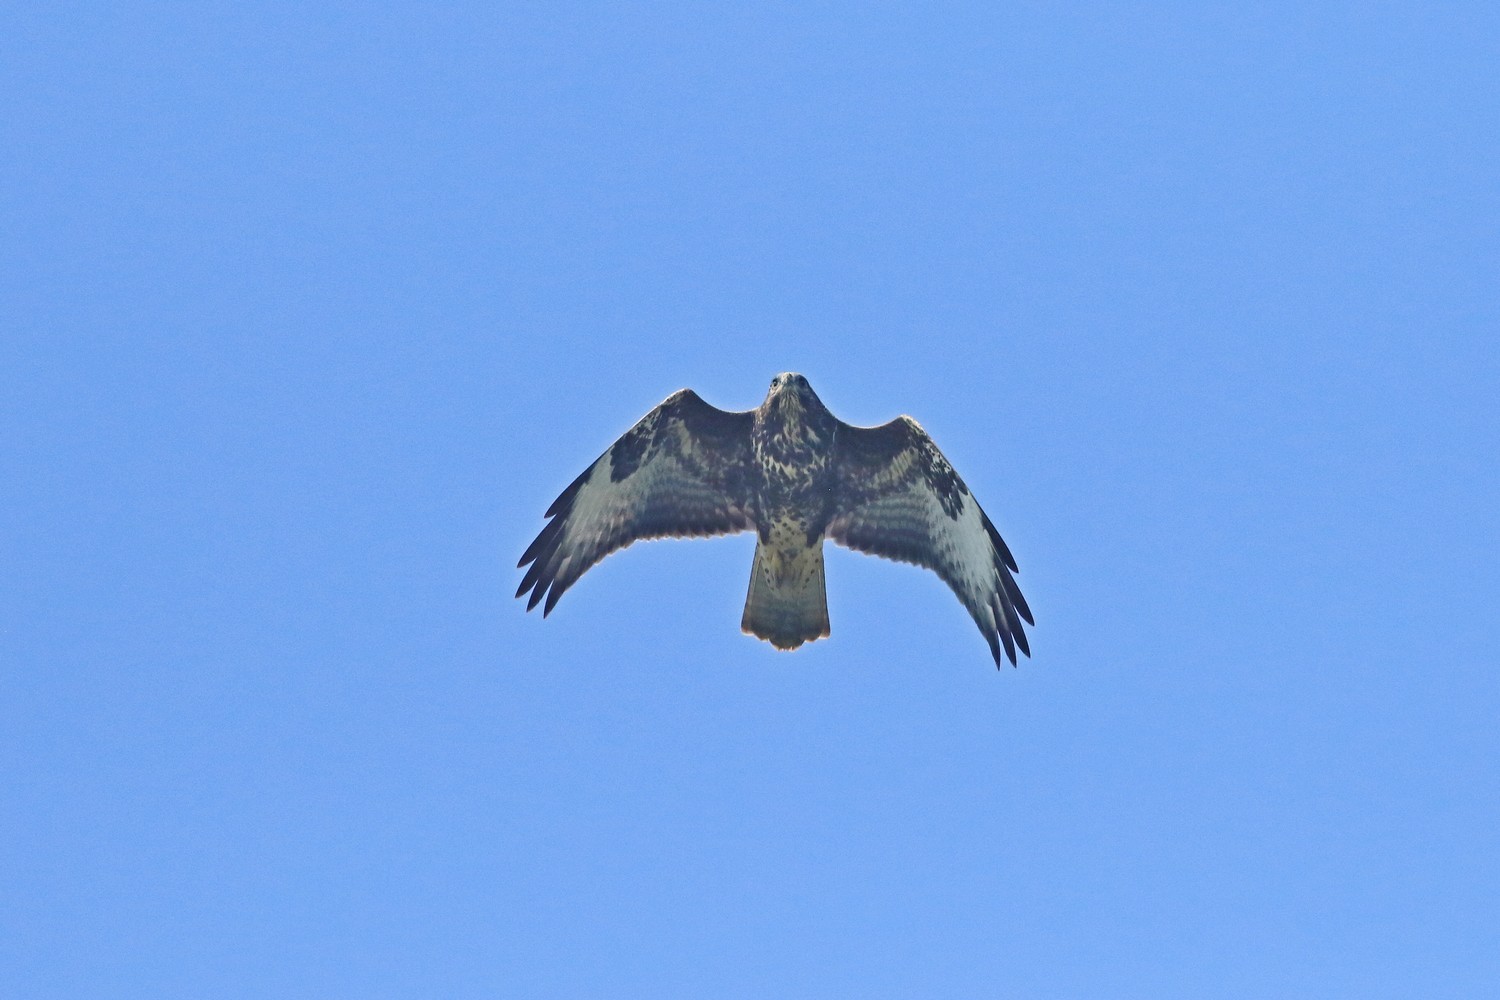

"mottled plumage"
[517, 373, 1033, 668]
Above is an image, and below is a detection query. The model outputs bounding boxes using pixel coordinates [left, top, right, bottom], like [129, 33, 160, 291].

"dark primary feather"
[828, 415, 1033, 667]
[516, 389, 757, 616]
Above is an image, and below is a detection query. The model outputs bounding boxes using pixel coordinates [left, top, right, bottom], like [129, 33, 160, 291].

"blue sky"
[4, 3, 1497, 996]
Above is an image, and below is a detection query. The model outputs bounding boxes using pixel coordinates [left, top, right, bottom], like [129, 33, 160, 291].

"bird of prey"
[516, 373, 1033, 667]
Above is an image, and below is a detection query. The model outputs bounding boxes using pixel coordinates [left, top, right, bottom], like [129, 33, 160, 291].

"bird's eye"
[771, 377, 780, 388]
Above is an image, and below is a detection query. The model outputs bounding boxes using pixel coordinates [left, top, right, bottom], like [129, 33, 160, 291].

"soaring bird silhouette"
[517, 373, 1033, 667]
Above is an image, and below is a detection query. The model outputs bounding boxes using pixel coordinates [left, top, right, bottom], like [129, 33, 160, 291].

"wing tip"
[985, 595, 1032, 669]
[524, 585, 544, 612]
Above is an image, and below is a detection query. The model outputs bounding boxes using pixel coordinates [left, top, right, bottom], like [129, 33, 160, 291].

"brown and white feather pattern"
[516, 390, 755, 616]
[518, 373, 1033, 670]
[828, 416, 1033, 666]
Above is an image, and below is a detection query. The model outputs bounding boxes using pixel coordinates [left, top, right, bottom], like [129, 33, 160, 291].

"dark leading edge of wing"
[516, 389, 757, 616]
[828, 415, 1034, 667]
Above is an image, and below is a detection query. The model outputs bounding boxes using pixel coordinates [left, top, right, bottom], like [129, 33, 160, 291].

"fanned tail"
[741, 538, 830, 650]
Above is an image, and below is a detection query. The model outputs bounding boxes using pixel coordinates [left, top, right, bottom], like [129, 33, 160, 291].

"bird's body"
[742, 381, 838, 648]
[517, 373, 1033, 668]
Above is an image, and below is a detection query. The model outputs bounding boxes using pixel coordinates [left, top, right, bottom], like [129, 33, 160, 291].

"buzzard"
[516, 373, 1033, 667]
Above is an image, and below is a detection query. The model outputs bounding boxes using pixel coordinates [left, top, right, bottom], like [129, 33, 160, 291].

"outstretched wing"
[517, 389, 757, 616]
[828, 416, 1033, 667]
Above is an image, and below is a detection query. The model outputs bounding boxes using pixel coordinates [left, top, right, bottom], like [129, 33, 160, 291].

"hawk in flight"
[517, 374, 1033, 667]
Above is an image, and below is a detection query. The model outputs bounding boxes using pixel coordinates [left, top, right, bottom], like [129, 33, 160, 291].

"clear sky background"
[4, 3, 1497, 997]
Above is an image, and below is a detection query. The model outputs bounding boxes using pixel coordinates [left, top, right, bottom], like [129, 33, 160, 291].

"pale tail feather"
[741, 539, 830, 650]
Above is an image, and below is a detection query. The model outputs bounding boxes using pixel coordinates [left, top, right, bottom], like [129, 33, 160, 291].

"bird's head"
[761, 373, 833, 441]
[764, 372, 819, 410]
